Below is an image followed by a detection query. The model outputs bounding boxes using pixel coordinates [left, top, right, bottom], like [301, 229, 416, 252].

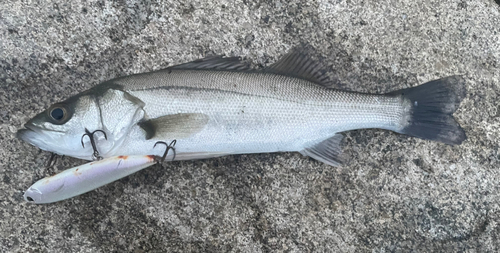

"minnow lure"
[24, 155, 157, 204]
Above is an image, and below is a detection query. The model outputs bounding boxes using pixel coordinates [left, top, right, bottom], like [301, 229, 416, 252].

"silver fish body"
[117, 70, 405, 155]
[17, 50, 466, 166]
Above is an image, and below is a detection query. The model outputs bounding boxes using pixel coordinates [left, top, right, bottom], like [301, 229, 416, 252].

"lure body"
[24, 155, 157, 204]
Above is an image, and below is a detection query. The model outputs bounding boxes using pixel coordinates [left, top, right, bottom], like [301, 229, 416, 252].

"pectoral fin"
[300, 134, 344, 166]
[138, 113, 209, 140]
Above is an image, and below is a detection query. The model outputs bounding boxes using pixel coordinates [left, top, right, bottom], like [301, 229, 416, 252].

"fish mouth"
[16, 124, 49, 144]
[17, 123, 63, 141]
[24, 123, 42, 133]
[16, 127, 58, 154]
[16, 128, 37, 144]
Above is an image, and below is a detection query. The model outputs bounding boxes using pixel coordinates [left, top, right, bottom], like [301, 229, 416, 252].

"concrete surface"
[1, 0, 500, 252]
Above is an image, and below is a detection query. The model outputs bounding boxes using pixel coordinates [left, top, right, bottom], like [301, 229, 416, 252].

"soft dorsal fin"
[265, 48, 333, 87]
[168, 56, 251, 71]
[300, 134, 344, 166]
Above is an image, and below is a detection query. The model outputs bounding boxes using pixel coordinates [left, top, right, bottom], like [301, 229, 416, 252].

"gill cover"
[82, 84, 147, 157]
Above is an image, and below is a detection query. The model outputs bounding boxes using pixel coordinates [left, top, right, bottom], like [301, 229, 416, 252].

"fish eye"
[47, 105, 70, 124]
[50, 107, 65, 121]
[26, 196, 34, 202]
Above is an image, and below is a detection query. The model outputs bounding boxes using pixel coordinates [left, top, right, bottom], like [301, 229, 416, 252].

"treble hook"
[45, 152, 63, 169]
[153, 140, 177, 164]
[81, 128, 107, 160]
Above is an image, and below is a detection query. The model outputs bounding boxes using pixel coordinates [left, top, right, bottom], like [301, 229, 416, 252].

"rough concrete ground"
[1, 0, 499, 252]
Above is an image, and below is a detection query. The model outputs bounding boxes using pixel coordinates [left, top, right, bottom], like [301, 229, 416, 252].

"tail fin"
[390, 76, 467, 145]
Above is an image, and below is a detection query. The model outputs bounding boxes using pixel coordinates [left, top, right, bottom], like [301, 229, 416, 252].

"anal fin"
[300, 134, 344, 166]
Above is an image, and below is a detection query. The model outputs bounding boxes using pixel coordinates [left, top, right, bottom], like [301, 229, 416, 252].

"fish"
[24, 155, 158, 204]
[17, 49, 466, 166]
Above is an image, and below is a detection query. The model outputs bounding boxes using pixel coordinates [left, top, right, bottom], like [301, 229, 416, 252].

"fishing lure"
[24, 155, 158, 204]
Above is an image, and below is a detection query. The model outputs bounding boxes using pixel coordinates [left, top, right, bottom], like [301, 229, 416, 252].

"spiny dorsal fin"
[300, 134, 344, 166]
[168, 56, 251, 71]
[265, 48, 333, 87]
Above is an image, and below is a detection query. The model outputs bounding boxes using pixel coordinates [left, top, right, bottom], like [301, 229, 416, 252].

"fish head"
[17, 93, 105, 159]
[17, 85, 146, 160]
